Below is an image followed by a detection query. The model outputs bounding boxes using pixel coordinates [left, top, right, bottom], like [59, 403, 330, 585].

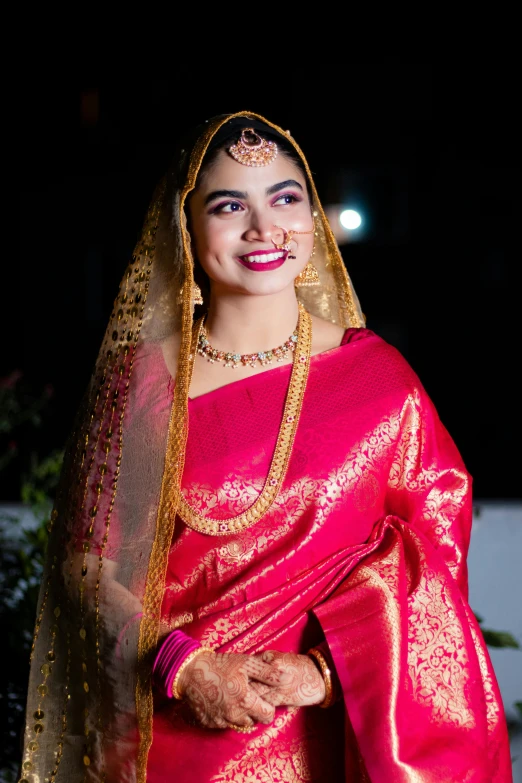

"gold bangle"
[172, 646, 215, 700]
[307, 647, 335, 708]
[226, 721, 256, 734]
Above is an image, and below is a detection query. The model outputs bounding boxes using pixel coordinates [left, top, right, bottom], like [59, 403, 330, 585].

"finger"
[249, 682, 283, 709]
[210, 715, 229, 730]
[244, 685, 276, 724]
[248, 680, 272, 698]
[224, 705, 256, 730]
[243, 654, 287, 686]
[193, 706, 230, 731]
[259, 650, 292, 680]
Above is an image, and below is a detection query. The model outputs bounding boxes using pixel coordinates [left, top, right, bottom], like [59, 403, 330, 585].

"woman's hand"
[248, 650, 326, 708]
[177, 651, 286, 730]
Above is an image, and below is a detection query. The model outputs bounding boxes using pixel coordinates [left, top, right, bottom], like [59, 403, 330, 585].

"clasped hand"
[177, 649, 325, 730]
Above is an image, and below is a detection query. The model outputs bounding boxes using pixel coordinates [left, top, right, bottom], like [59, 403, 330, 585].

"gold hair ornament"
[228, 128, 278, 167]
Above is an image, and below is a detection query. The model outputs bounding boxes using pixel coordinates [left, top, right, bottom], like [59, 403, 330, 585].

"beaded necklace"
[178, 304, 312, 535]
[197, 323, 299, 368]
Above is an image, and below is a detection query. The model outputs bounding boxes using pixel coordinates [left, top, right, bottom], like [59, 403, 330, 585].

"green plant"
[0, 452, 63, 782]
[474, 612, 520, 650]
[0, 370, 63, 781]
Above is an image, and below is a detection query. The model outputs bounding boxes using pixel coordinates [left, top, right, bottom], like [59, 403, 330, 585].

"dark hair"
[196, 120, 313, 204]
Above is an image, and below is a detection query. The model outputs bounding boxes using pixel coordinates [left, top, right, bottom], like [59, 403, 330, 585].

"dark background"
[7, 63, 519, 500]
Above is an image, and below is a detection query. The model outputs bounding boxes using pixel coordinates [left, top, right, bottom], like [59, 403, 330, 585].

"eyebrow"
[204, 179, 303, 206]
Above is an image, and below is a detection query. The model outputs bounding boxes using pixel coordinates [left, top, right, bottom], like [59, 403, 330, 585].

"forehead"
[196, 148, 307, 194]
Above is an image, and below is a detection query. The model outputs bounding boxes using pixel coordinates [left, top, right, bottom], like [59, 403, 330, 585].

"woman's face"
[188, 148, 314, 297]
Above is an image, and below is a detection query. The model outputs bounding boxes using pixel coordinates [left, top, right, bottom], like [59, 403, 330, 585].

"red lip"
[237, 249, 288, 272]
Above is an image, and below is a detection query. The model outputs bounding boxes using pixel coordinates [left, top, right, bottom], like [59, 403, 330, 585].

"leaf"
[481, 629, 520, 649]
[515, 701, 522, 721]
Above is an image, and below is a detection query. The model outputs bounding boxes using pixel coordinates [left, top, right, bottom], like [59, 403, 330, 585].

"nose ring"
[272, 226, 294, 252]
[272, 224, 315, 258]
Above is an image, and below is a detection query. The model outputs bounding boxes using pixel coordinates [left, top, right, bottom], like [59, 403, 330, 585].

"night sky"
[8, 64, 519, 500]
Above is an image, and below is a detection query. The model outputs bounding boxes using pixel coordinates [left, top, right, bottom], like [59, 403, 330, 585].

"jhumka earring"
[294, 254, 320, 287]
[294, 213, 320, 287]
[192, 282, 204, 305]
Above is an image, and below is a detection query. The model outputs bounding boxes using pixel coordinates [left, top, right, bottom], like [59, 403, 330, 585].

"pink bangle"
[152, 630, 203, 699]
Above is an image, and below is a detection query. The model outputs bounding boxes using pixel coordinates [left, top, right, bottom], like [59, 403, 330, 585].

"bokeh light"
[340, 209, 362, 230]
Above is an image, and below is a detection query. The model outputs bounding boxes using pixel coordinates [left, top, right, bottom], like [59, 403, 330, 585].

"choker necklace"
[178, 303, 312, 536]
[197, 323, 298, 369]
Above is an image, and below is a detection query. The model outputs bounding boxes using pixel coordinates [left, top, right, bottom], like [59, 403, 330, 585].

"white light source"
[339, 209, 362, 230]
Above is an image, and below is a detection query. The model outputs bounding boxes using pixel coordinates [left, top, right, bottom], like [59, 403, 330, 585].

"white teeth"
[242, 251, 285, 264]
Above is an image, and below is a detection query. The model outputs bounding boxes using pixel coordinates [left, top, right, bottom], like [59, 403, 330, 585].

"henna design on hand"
[177, 651, 284, 730]
[248, 650, 326, 708]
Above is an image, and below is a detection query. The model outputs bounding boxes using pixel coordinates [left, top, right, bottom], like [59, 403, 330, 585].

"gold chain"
[177, 304, 312, 535]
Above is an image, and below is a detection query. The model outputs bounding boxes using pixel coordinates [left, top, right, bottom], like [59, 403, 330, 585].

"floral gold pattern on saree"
[177, 304, 312, 535]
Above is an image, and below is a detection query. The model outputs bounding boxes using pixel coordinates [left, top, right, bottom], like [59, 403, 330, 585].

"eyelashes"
[271, 193, 301, 207]
[209, 192, 302, 215]
[210, 201, 243, 215]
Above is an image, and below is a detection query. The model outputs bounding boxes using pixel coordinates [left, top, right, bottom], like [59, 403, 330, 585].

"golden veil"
[20, 111, 365, 782]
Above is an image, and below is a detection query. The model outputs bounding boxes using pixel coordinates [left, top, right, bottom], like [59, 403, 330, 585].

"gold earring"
[294, 214, 320, 287]
[192, 282, 204, 305]
[294, 257, 320, 287]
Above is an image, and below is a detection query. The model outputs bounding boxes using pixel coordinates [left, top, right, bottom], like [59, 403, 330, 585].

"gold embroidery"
[404, 540, 475, 728]
[389, 392, 470, 582]
[182, 474, 264, 521]
[466, 609, 501, 731]
[185, 417, 403, 633]
[210, 708, 313, 782]
[169, 611, 194, 630]
[389, 391, 437, 494]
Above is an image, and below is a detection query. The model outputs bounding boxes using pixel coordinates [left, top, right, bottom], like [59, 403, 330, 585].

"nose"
[243, 210, 275, 244]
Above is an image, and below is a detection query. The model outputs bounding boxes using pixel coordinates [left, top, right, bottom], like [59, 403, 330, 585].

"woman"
[19, 112, 512, 782]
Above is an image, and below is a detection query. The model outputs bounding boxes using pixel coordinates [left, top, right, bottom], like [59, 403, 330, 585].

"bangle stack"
[307, 647, 335, 708]
[172, 646, 215, 700]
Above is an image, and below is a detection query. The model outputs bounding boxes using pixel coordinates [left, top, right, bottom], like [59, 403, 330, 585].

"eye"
[272, 193, 301, 206]
[211, 200, 244, 214]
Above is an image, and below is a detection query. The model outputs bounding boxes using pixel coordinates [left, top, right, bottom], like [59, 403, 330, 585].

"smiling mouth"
[238, 250, 287, 264]
[236, 249, 289, 272]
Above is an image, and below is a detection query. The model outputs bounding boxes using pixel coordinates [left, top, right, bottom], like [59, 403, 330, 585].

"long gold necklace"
[177, 303, 312, 535]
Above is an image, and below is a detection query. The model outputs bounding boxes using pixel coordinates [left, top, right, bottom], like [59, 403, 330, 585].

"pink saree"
[141, 328, 511, 782]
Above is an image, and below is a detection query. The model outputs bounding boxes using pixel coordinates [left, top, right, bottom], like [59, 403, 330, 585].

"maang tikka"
[228, 128, 278, 167]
